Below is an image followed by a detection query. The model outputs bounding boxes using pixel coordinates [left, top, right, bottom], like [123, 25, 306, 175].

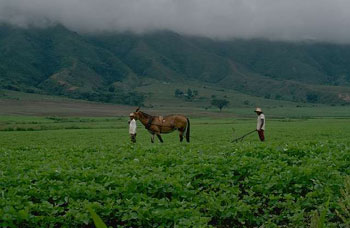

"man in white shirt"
[255, 107, 265, 141]
[129, 113, 137, 143]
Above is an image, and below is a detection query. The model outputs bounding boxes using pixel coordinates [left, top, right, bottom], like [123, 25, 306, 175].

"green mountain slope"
[0, 25, 134, 93]
[1, 25, 350, 105]
[192, 38, 350, 85]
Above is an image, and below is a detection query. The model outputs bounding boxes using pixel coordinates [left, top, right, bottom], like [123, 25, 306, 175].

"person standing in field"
[255, 107, 265, 141]
[129, 113, 137, 143]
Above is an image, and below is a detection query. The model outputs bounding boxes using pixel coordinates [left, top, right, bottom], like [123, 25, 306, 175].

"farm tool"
[232, 130, 256, 143]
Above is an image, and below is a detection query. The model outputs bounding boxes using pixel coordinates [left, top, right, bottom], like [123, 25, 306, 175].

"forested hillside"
[1, 25, 350, 105]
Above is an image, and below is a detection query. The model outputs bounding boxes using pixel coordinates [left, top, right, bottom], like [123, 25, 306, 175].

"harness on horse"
[145, 116, 169, 133]
[145, 116, 154, 130]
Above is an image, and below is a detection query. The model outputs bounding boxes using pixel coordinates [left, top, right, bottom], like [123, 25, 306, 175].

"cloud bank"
[0, 0, 350, 43]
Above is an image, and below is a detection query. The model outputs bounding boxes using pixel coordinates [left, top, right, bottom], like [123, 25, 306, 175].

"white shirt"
[257, 113, 265, 130]
[129, 119, 137, 134]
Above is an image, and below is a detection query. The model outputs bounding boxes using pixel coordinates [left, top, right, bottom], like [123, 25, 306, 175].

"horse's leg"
[151, 133, 155, 143]
[179, 130, 184, 142]
[156, 134, 164, 143]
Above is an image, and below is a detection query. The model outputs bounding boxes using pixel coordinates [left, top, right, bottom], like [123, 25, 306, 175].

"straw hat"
[254, 107, 262, 113]
[129, 113, 135, 117]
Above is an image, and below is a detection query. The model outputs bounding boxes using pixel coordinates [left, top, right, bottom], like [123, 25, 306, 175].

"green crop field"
[1, 116, 350, 227]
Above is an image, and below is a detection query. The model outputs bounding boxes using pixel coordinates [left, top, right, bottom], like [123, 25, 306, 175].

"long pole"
[232, 130, 256, 143]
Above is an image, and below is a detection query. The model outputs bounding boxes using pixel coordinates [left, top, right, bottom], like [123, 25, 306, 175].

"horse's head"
[132, 107, 141, 120]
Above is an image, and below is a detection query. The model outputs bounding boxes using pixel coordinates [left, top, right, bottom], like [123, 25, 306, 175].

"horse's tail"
[186, 118, 190, 142]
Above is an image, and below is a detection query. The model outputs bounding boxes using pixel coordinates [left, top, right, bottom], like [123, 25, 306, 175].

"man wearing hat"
[129, 113, 137, 143]
[255, 108, 265, 141]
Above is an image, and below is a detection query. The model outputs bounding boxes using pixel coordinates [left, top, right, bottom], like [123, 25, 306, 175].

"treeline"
[174, 88, 199, 101]
[70, 89, 145, 106]
[0, 82, 145, 106]
[174, 88, 230, 111]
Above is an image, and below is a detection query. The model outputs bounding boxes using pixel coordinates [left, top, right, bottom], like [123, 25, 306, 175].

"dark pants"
[130, 134, 136, 143]
[258, 130, 265, 141]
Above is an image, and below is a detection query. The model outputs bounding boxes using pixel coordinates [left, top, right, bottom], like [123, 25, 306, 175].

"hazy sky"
[0, 0, 349, 42]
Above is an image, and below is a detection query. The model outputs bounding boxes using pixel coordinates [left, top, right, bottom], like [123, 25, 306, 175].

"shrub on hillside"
[211, 98, 229, 111]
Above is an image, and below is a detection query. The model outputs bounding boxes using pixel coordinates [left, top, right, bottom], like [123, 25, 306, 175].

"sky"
[0, 0, 349, 43]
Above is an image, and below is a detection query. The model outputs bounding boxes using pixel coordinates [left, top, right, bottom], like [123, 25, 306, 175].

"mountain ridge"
[1, 25, 350, 105]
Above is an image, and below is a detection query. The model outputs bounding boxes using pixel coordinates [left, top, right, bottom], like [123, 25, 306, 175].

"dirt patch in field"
[0, 98, 235, 117]
[0, 99, 133, 117]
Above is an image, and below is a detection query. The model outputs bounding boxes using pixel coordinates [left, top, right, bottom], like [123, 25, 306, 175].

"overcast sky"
[0, 0, 349, 43]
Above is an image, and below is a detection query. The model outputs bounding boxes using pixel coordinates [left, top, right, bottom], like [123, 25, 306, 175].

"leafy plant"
[310, 197, 330, 228]
[87, 206, 107, 228]
[1, 117, 350, 227]
[336, 176, 350, 226]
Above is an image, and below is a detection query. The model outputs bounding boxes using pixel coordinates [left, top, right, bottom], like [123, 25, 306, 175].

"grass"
[0, 116, 124, 131]
[2, 84, 350, 118]
[1, 116, 350, 227]
[135, 78, 350, 118]
[136, 79, 309, 109]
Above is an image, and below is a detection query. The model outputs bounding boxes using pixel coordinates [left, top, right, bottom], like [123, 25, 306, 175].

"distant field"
[1, 116, 350, 227]
[1, 88, 350, 118]
[0, 90, 133, 117]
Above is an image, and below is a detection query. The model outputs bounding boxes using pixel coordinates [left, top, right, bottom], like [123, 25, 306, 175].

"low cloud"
[1, 0, 350, 43]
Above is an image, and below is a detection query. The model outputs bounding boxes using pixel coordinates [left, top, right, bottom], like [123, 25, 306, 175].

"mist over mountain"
[1, 0, 350, 43]
[1, 24, 350, 105]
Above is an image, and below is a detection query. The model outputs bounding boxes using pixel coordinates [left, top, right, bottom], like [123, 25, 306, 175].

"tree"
[108, 86, 115, 92]
[306, 92, 319, 103]
[264, 94, 271, 99]
[174, 89, 184, 97]
[126, 92, 145, 106]
[243, 100, 250, 105]
[186, 88, 193, 99]
[211, 99, 229, 111]
[183, 88, 195, 101]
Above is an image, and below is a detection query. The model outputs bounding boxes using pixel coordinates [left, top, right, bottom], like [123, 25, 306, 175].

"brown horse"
[132, 108, 190, 143]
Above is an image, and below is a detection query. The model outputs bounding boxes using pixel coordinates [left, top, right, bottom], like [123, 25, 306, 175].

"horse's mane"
[140, 111, 180, 119]
[139, 111, 153, 118]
